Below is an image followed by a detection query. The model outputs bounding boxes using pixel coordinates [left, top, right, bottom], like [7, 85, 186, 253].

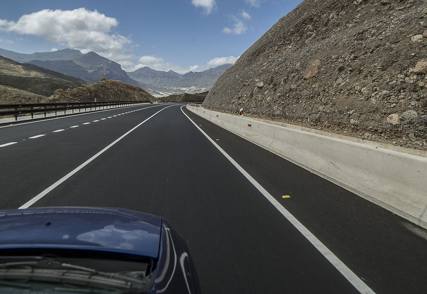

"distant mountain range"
[0, 48, 136, 86]
[128, 64, 232, 96]
[0, 48, 233, 96]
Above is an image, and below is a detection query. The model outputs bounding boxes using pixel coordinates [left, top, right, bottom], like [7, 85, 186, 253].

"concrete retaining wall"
[187, 105, 427, 229]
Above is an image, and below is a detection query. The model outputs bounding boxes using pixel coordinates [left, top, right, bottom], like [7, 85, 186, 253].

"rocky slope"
[0, 85, 47, 104]
[204, 0, 427, 150]
[51, 80, 153, 103]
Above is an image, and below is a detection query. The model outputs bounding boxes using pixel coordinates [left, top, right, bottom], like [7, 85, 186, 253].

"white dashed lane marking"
[53, 129, 65, 133]
[83, 122, 90, 125]
[29, 134, 46, 139]
[0, 142, 18, 148]
[70, 125, 79, 128]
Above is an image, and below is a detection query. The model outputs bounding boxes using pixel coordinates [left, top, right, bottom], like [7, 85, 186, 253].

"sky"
[0, 0, 302, 73]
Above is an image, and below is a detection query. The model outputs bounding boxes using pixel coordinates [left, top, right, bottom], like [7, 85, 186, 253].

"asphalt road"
[0, 103, 426, 294]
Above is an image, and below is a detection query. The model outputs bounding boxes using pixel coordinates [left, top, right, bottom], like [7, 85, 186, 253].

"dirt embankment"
[204, 0, 427, 150]
[0, 85, 48, 104]
[51, 80, 153, 103]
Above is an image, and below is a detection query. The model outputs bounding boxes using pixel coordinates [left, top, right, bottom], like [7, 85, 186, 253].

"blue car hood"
[0, 207, 162, 258]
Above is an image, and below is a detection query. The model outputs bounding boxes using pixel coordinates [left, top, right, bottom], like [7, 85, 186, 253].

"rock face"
[204, 0, 427, 150]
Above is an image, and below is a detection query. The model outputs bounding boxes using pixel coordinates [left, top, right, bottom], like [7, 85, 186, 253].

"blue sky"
[0, 0, 301, 72]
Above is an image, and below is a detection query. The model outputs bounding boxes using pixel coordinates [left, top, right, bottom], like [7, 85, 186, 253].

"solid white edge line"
[0, 142, 18, 148]
[180, 106, 375, 294]
[29, 134, 45, 139]
[19, 105, 173, 209]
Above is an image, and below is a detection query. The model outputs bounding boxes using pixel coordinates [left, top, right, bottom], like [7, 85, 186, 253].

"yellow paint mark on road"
[282, 194, 291, 199]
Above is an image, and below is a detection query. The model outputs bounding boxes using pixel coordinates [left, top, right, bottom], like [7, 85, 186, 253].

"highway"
[0, 103, 426, 294]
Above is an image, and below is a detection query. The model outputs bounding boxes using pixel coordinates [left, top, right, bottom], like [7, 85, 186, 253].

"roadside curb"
[187, 105, 427, 229]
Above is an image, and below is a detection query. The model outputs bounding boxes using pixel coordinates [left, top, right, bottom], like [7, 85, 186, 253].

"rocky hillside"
[51, 80, 153, 103]
[204, 0, 427, 150]
[0, 56, 83, 96]
[0, 85, 47, 104]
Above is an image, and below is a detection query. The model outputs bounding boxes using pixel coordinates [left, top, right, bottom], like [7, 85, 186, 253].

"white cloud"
[192, 0, 216, 14]
[0, 8, 131, 66]
[241, 11, 251, 20]
[223, 18, 247, 35]
[245, 0, 261, 7]
[223, 10, 252, 35]
[207, 56, 238, 67]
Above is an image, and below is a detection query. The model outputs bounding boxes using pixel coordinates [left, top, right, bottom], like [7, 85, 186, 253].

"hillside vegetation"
[0, 85, 47, 104]
[51, 80, 153, 103]
[204, 0, 427, 150]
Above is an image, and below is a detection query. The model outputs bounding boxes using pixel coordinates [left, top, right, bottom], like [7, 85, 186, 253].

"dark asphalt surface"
[0, 104, 426, 293]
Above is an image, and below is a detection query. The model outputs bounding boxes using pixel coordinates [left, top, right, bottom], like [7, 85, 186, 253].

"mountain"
[0, 48, 82, 63]
[203, 0, 426, 150]
[0, 56, 83, 97]
[128, 64, 232, 96]
[0, 48, 139, 86]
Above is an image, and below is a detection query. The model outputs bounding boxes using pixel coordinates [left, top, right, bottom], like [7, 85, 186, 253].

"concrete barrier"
[187, 105, 427, 229]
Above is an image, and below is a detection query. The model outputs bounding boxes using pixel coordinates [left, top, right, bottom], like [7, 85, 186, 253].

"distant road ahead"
[0, 104, 425, 293]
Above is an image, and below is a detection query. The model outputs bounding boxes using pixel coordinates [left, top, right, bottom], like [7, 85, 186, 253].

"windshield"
[0, 255, 152, 294]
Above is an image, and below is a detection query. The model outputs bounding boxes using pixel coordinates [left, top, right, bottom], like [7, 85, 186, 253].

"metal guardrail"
[0, 101, 140, 121]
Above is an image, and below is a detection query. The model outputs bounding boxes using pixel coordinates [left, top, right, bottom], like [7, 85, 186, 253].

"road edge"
[186, 105, 427, 230]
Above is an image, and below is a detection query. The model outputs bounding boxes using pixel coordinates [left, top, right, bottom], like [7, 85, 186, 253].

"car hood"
[0, 207, 162, 258]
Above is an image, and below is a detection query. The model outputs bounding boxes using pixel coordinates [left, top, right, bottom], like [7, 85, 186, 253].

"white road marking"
[19, 105, 173, 209]
[100, 118, 106, 120]
[0, 142, 18, 148]
[0, 104, 150, 130]
[83, 122, 90, 125]
[29, 134, 45, 139]
[93, 120, 99, 123]
[180, 106, 375, 294]
[70, 125, 79, 128]
[53, 129, 65, 133]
